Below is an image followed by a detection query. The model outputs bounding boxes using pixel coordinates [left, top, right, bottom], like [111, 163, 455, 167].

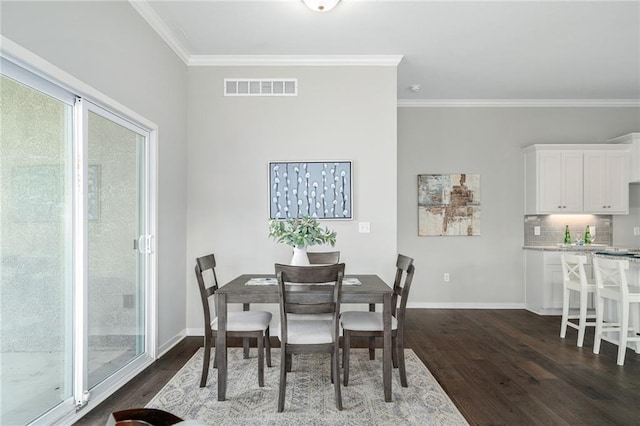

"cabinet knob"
[558, 205, 562, 209]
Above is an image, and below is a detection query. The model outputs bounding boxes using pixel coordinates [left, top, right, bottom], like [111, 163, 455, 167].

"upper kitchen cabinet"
[609, 133, 640, 182]
[524, 144, 631, 215]
[584, 151, 629, 214]
[524, 146, 583, 214]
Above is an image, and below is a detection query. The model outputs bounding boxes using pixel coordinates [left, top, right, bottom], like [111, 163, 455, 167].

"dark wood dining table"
[215, 273, 394, 402]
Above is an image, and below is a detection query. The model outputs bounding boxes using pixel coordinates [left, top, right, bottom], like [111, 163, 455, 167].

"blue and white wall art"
[269, 161, 352, 220]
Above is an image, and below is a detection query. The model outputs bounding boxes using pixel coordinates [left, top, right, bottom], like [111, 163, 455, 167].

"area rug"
[146, 348, 467, 425]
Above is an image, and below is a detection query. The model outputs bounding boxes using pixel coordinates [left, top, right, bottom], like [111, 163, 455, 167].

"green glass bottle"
[584, 226, 591, 245]
[563, 225, 571, 245]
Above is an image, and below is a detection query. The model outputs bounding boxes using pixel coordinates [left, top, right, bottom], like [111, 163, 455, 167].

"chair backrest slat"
[392, 254, 415, 328]
[593, 257, 630, 296]
[194, 254, 220, 337]
[307, 251, 340, 265]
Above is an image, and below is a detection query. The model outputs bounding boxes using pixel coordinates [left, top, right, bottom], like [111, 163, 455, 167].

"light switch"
[634, 227, 640, 236]
[358, 222, 370, 233]
[533, 226, 541, 236]
[589, 226, 596, 236]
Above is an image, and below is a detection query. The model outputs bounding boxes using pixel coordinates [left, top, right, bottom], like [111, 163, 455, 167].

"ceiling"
[132, 0, 640, 105]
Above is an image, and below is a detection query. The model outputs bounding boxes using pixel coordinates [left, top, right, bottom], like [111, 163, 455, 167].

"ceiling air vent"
[224, 78, 297, 96]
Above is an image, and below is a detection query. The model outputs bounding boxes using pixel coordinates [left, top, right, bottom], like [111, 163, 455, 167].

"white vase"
[291, 246, 310, 266]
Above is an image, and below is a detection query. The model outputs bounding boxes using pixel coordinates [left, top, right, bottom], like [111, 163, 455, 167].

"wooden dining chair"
[275, 263, 345, 412]
[195, 254, 272, 387]
[307, 251, 340, 265]
[340, 254, 415, 387]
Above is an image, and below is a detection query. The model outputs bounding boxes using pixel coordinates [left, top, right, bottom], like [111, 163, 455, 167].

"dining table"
[215, 273, 394, 402]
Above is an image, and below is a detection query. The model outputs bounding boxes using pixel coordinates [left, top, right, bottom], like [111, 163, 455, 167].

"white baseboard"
[157, 330, 187, 358]
[407, 302, 526, 309]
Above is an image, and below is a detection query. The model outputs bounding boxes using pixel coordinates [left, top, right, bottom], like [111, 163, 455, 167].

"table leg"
[383, 293, 392, 402]
[216, 293, 227, 401]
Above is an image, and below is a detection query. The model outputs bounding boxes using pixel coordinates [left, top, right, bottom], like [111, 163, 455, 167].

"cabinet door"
[584, 151, 628, 214]
[562, 152, 583, 212]
[606, 152, 629, 213]
[583, 151, 607, 212]
[538, 152, 564, 212]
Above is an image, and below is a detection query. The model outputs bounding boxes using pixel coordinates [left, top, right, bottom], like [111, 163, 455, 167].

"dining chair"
[340, 254, 415, 387]
[307, 251, 340, 265]
[274, 263, 345, 412]
[195, 254, 272, 387]
[560, 254, 596, 347]
[592, 257, 640, 365]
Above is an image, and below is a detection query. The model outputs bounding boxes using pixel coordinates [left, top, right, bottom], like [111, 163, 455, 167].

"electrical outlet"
[634, 227, 640, 236]
[534, 226, 541, 236]
[589, 226, 596, 236]
[358, 222, 370, 233]
[443, 273, 450, 282]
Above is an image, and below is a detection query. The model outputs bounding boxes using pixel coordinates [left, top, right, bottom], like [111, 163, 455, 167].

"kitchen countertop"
[524, 246, 640, 262]
[523, 245, 610, 252]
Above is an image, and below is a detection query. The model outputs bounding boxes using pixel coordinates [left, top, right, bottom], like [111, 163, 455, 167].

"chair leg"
[333, 346, 343, 411]
[392, 336, 399, 369]
[243, 337, 250, 359]
[277, 347, 287, 412]
[368, 336, 376, 360]
[330, 353, 334, 384]
[286, 353, 292, 372]
[560, 287, 570, 339]
[593, 296, 604, 354]
[265, 328, 272, 368]
[397, 334, 407, 387]
[258, 332, 264, 387]
[577, 290, 588, 347]
[618, 301, 629, 366]
[343, 331, 350, 386]
[200, 338, 211, 387]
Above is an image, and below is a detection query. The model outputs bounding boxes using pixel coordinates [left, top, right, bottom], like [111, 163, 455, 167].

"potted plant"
[268, 216, 337, 265]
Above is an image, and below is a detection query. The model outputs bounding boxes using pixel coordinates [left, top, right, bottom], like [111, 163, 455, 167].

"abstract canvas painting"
[418, 174, 480, 236]
[269, 161, 352, 220]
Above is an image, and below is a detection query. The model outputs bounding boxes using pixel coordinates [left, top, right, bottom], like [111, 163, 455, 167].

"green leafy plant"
[268, 216, 337, 249]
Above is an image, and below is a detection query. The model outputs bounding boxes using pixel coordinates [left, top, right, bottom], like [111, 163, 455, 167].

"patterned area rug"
[147, 347, 467, 425]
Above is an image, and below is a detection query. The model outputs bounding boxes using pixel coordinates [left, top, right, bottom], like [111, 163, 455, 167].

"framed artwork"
[269, 161, 352, 220]
[418, 173, 480, 236]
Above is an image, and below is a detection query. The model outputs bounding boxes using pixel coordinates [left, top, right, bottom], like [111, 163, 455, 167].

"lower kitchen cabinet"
[525, 250, 594, 315]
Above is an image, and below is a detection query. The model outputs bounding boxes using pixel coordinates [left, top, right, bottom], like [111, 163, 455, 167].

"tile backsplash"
[524, 215, 613, 246]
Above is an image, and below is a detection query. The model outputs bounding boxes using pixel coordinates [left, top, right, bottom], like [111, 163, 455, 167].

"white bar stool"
[592, 257, 640, 365]
[560, 254, 596, 347]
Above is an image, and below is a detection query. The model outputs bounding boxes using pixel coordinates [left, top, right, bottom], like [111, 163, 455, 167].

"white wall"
[1, 1, 189, 349]
[398, 107, 640, 307]
[186, 66, 397, 331]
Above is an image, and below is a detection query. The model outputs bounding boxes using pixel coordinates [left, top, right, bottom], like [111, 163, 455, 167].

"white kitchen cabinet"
[609, 133, 640, 182]
[525, 146, 583, 214]
[584, 150, 629, 214]
[525, 250, 593, 315]
[524, 144, 631, 215]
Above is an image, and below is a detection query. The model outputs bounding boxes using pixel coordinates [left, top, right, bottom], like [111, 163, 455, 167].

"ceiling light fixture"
[410, 84, 421, 93]
[302, 0, 341, 12]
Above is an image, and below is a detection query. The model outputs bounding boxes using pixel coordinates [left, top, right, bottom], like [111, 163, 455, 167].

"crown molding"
[188, 55, 404, 67]
[128, 0, 191, 64]
[397, 99, 640, 108]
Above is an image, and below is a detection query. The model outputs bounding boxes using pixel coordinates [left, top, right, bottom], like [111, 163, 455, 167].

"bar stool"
[592, 257, 640, 365]
[560, 254, 596, 347]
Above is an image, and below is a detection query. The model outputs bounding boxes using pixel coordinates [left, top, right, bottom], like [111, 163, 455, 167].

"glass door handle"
[135, 235, 154, 254]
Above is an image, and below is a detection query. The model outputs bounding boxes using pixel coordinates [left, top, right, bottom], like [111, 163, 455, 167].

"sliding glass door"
[0, 59, 156, 425]
[0, 71, 75, 426]
[86, 107, 148, 389]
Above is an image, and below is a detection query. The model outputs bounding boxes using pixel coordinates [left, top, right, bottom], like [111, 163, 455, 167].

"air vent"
[224, 78, 297, 96]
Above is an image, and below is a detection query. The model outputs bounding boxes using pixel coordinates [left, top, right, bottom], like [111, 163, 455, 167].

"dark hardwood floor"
[75, 309, 639, 425]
